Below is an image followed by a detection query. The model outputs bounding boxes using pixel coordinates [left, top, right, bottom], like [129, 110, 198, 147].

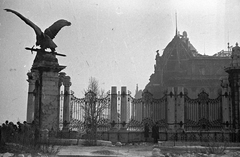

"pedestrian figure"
[17, 121, 24, 144]
[0, 126, 2, 145]
[1, 123, 7, 145]
[152, 122, 159, 143]
[144, 123, 149, 142]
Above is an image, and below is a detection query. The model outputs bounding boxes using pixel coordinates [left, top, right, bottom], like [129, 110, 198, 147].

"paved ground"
[1, 140, 240, 157]
[57, 144, 162, 157]
[58, 145, 152, 157]
[57, 141, 240, 157]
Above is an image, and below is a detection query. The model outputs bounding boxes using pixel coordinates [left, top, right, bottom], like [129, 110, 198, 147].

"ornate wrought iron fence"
[65, 89, 240, 142]
[69, 94, 85, 131]
[129, 90, 167, 130]
[69, 91, 111, 132]
[184, 90, 223, 131]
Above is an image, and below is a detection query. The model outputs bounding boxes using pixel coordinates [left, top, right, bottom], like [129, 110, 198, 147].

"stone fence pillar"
[40, 69, 65, 131]
[26, 71, 37, 123]
[63, 75, 71, 130]
[121, 86, 127, 129]
[176, 87, 184, 129]
[26, 50, 66, 132]
[221, 77, 230, 129]
[110, 86, 118, 129]
[167, 87, 175, 130]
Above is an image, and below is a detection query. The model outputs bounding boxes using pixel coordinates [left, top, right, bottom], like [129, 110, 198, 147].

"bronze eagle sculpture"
[5, 9, 71, 52]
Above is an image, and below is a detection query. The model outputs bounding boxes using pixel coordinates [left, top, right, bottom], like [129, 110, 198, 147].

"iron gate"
[69, 91, 111, 132]
[184, 90, 222, 131]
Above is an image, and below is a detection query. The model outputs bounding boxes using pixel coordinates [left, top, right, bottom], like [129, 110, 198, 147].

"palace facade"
[144, 31, 231, 99]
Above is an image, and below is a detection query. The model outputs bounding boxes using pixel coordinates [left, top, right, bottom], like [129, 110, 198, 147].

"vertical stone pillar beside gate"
[26, 72, 37, 123]
[167, 87, 175, 130]
[28, 50, 66, 133]
[63, 73, 72, 130]
[225, 43, 240, 130]
[110, 86, 118, 129]
[176, 87, 184, 129]
[126, 90, 131, 123]
[40, 69, 65, 131]
[121, 86, 127, 129]
[225, 43, 240, 142]
[221, 77, 230, 128]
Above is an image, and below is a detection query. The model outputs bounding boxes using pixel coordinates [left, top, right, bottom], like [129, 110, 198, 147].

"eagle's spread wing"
[44, 19, 71, 39]
[4, 9, 42, 37]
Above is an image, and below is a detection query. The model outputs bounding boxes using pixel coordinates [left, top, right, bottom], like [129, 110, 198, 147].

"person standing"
[144, 123, 149, 142]
[152, 122, 159, 143]
[1, 123, 7, 145]
[0, 126, 2, 145]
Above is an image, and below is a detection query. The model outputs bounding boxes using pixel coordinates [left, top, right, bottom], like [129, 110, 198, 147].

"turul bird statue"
[5, 9, 71, 53]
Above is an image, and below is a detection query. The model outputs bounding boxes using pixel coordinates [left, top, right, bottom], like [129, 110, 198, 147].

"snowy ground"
[1, 141, 240, 157]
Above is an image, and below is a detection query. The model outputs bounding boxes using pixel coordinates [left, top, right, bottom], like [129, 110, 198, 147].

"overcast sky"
[0, 0, 240, 123]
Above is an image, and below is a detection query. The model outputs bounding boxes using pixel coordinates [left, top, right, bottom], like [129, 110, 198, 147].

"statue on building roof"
[154, 50, 162, 72]
[155, 50, 160, 60]
[182, 31, 188, 39]
[231, 42, 240, 67]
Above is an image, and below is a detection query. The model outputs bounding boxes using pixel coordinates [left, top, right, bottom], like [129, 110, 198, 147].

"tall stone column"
[126, 90, 131, 122]
[63, 75, 71, 129]
[131, 100, 135, 120]
[221, 77, 230, 128]
[40, 69, 65, 131]
[167, 87, 175, 130]
[136, 101, 143, 122]
[176, 87, 184, 129]
[33, 71, 41, 130]
[26, 72, 36, 123]
[58, 72, 64, 129]
[121, 86, 127, 128]
[225, 43, 240, 130]
[31, 50, 66, 131]
[110, 86, 118, 124]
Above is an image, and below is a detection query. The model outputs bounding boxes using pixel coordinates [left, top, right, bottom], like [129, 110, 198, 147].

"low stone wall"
[54, 129, 239, 143]
[56, 130, 78, 139]
[97, 130, 239, 143]
[98, 130, 146, 143]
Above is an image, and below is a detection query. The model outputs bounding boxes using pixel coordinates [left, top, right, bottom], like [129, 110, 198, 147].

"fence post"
[110, 86, 118, 129]
[221, 77, 230, 130]
[36, 66, 65, 131]
[121, 86, 128, 129]
[63, 75, 72, 130]
[26, 72, 36, 123]
[176, 87, 185, 130]
[167, 87, 175, 130]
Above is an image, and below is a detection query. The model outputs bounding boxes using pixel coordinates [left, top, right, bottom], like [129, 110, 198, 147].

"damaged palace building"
[144, 31, 231, 99]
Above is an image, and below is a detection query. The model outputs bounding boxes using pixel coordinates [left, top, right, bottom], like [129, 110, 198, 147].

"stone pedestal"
[27, 50, 66, 131]
[38, 68, 65, 131]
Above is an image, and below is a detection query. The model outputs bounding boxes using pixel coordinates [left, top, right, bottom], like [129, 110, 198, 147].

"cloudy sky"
[0, 0, 239, 123]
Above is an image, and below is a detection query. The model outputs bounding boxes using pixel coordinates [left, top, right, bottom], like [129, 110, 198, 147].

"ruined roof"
[144, 31, 231, 98]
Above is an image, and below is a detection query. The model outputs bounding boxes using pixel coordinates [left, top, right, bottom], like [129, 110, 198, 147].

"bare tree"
[82, 77, 109, 145]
